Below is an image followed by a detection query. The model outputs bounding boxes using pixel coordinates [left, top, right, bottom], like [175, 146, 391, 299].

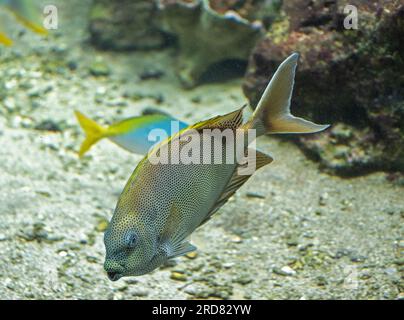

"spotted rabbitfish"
[103, 53, 330, 281]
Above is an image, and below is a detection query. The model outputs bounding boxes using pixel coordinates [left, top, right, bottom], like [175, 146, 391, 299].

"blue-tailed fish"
[103, 53, 330, 280]
[0, 0, 48, 46]
[75, 110, 188, 156]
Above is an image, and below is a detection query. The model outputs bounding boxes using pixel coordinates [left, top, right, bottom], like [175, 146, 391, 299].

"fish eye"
[125, 231, 137, 248]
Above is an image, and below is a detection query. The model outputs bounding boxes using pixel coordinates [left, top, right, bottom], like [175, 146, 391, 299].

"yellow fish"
[0, 0, 48, 46]
[103, 53, 330, 280]
[75, 111, 188, 157]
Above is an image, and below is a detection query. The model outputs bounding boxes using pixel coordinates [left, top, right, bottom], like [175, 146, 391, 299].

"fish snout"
[104, 259, 125, 281]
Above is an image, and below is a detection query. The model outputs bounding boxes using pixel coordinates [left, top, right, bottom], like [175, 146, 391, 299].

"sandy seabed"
[0, 0, 402, 300]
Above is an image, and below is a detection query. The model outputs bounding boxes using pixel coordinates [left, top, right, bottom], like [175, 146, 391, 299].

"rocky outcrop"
[89, 0, 167, 50]
[209, 0, 281, 23]
[243, 0, 404, 175]
[157, 0, 266, 88]
[88, 0, 277, 87]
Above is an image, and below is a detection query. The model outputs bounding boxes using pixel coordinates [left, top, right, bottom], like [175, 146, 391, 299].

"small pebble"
[350, 254, 367, 263]
[273, 266, 296, 276]
[185, 252, 198, 259]
[286, 236, 299, 247]
[230, 235, 243, 243]
[315, 276, 328, 286]
[35, 120, 63, 132]
[58, 251, 68, 257]
[139, 69, 164, 80]
[315, 209, 325, 216]
[170, 271, 187, 282]
[246, 192, 266, 199]
[86, 256, 98, 263]
[280, 266, 296, 276]
[131, 289, 149, 297]
[124, 278, 139, 285]
[89, 59, 111, 77]
[235, 275, 253, 285]
[116, 285, 128, 292]
[394, 257, 404, 266]
[95, 218, 109, 232]
[359, 271, 371, 280]
[191, 96, 201, 103]
[319, 193, 328, 206]
[223, 262, 234, 269]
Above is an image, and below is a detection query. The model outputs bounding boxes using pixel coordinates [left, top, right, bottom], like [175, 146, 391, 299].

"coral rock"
[157, 0, 265, 88]
[89, 0, 167, 50]
[243, 0, 404, 175]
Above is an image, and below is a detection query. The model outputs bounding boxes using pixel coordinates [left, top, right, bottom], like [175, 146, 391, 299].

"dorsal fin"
[198, 149, 273, 227]
[146, 106, 245, 160]
[192, 105, 246, 131]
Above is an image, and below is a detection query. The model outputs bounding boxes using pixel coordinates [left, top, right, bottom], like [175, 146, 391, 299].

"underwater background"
[0, 0, 403, 299]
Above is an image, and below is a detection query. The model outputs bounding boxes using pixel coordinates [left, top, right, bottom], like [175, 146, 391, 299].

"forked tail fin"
[0, 31, 13, 46]
[75, 111, 106, 157]
[248, 53, 330, 136]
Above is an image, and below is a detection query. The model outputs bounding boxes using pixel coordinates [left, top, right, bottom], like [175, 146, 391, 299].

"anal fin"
[168, 242, 197, 259]
[199, 149, 273, 227]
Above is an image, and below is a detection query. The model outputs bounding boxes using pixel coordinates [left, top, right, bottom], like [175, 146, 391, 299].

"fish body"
[103, 53, 330, 280]
[0, 0, 47, 46]
[75, 111, 188, 156]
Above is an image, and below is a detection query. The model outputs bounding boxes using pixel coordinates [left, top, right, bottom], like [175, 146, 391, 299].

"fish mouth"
[107, 271, 122, 282]
[104, 258, 125, 281]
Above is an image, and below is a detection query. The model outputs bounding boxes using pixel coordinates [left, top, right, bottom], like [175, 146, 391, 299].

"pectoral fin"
[167, 242, 197, 259]
[161, 203, 197, 259]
